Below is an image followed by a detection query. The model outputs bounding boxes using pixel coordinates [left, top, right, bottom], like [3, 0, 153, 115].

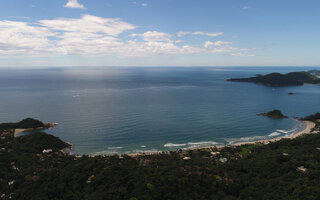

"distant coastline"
[227, 70, 320, 86]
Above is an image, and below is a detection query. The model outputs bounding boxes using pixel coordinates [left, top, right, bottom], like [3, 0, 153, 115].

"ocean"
[0, 67, 319, 155]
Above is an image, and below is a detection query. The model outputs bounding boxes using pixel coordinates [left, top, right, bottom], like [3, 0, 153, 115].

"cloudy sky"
[0, 0, 319, 67]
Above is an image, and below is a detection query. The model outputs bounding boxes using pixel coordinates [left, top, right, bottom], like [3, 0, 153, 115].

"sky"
[0, 0, 319, 68]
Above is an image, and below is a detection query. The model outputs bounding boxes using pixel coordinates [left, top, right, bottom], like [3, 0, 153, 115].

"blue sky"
[0, 0, 319, 67]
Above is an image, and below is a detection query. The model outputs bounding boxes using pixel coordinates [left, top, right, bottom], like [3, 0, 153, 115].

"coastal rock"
[257, 110, 287, 119]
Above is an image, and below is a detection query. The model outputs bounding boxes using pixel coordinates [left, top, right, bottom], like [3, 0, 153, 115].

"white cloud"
[55, 32, 122, 55]
[0, 20, 55, 54]
[132, 31, 172, 42]
[204, 41, 214, 48]
[119, 40, 204, 57]
[64, 0, 85, 9]
[204, 41, 232, 48]
[7, 16, 31, 20]
[178, 31, 223, 37]
[231, 53, 256, 57]
[242, 6, 249, 10]
[39, 15, 135, 36]
[193, 32, 224, 37]
[211, 46, 238, 53]
[177, 32, 190, 37]
[39, 15, 135, 55]
[132, 1, 148, 7]
[0, 15, 250, 58]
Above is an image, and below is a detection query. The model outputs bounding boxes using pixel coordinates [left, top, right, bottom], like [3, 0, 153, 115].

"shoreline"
[221, 120, 315, 147]
[14, 122, 58, 137]
[126, 120, 316, 157]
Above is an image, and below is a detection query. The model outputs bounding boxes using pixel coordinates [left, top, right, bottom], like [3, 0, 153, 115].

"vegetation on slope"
[1, 115, 320, 200]
[304, 113, 320, 123]
[308, 70, 320, 77]
[0, 118, 44, 129]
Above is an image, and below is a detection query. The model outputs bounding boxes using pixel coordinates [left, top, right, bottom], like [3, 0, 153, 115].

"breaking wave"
[268, 132, 281, 137]
[107, 147, 123, 150]
[164, 143, 187, 147]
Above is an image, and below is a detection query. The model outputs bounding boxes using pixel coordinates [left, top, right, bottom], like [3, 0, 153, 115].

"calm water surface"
[0, 67, 319, 154]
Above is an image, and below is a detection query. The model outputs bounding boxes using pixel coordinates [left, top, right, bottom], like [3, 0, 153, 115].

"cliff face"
[227, 71, 320, 87]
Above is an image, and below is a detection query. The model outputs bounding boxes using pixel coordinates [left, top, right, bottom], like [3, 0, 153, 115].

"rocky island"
[257, 109, 287, 118]
[227, 71, 320, 87]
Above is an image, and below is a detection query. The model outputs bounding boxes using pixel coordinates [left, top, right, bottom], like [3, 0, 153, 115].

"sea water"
[0, 67, 319, 155]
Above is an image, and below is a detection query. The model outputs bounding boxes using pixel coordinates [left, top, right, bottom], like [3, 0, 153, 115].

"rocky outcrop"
[257, 110, 287, 119]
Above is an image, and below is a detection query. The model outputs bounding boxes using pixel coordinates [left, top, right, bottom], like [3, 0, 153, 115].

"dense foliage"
[304, 113, 320, 122]
[0, 118, 44, 129]
[1, 121, 320, 199]
[16, 118, 45, 129]
[8, 132, 70, 153]
[227, 71, 320, 86]
[308, 70, 320, 77]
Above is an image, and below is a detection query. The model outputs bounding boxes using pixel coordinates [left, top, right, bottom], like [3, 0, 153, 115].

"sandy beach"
[14, 129, 28, 137]
[181, 120, 315, 151]
[227, 120, 316, 147]
[14, 128, 44, 137]
[12, 119, 314, 156]
[184, 120, 316, 152]
[13, 123, 58, 137]
[128, 120, 316, 157]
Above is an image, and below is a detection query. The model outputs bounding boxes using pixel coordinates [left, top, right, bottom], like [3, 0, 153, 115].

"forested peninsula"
[227, 70, 320, 87]
[1, 116, 320, 200]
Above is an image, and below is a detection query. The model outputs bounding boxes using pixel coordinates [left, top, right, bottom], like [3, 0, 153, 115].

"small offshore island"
[1, 115, 320, 199]
[256, 109, 288, 119]
[227, 70, 320, 86]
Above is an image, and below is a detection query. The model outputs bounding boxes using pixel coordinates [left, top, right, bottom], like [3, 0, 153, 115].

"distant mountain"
[227, 71, 320, 86]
